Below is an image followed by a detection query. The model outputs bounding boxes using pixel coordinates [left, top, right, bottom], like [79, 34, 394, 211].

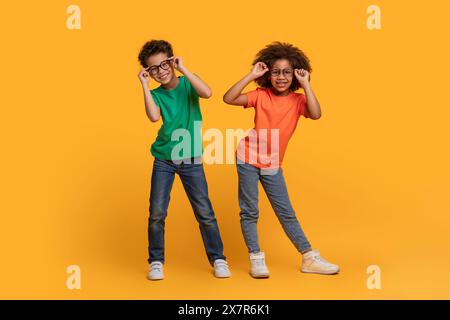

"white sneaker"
[249, 252, 270, 278]
[213, 259, 231, 278]
[301, 250, 339, 275]
[147, 261, 164, 280]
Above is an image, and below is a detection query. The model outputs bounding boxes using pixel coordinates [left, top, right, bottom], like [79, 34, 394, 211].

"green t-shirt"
[150, 76, 203, 161]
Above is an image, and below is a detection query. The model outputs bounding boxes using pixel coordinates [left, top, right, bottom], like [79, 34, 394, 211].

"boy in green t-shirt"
[137, 40, 230, 280]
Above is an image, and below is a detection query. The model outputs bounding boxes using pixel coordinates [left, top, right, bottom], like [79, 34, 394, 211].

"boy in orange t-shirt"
[223, 42, 339, 278]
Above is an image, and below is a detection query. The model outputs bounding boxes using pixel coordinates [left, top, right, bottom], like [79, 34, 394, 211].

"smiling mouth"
[159, 73, 169, 80]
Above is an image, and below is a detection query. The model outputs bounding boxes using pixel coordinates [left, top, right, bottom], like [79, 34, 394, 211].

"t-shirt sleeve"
[184, 76, 200, 102]
[150, 90, 161, 108]
[298, 93, 309, 118]
[244, 89, 259, 108]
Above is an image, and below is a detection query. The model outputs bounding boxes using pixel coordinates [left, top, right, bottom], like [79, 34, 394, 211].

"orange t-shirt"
[236, 87, 308, 169]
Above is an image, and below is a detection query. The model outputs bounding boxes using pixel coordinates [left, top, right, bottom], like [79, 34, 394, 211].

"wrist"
[177, 66, 187, 74]
[300, 80, 311, 88]
[247, 72, 257, 81]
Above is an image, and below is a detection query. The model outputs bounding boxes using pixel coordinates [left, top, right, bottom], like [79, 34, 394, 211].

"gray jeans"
[237, 163, 312, 254]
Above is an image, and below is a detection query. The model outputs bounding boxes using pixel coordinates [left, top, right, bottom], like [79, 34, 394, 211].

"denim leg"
[259, 168, 312, 254]
[148, 158, 176, 264]
[178, 161, 226, 265]
[237, 163, 261, 253]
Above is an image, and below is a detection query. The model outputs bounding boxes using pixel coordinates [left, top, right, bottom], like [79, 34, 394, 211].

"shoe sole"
[147, 275, 164, 281]
[250, 272, 270, 279]
[301, 268, 340, 275]
[214, 270, 231, 278]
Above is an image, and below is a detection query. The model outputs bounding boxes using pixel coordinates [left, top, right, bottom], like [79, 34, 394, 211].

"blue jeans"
[237, 163, 312, 254]
[148, 157, 226, 266]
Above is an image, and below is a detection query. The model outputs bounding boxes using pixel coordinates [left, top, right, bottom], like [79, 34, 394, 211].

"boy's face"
[145, 52, 175, 85]
[269, 59, 294, 95]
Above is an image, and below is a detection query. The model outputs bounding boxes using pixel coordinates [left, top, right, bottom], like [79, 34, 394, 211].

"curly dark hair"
[138, 40, 174, 68]
[252, 42, 312, 91]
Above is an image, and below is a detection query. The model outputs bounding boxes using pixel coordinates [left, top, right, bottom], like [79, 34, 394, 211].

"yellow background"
[1, 0, 449, 299]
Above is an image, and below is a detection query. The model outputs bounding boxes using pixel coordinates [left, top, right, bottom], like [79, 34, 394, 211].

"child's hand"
[294, 69, 310, 86]
[138, 68, 150, 86]
[170, 56, 185, 72]
[250, 62, 269, 79]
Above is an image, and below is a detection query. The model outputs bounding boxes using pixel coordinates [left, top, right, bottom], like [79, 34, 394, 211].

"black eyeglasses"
[270, 69, 294, 77]
[147, 58, 173, 76]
